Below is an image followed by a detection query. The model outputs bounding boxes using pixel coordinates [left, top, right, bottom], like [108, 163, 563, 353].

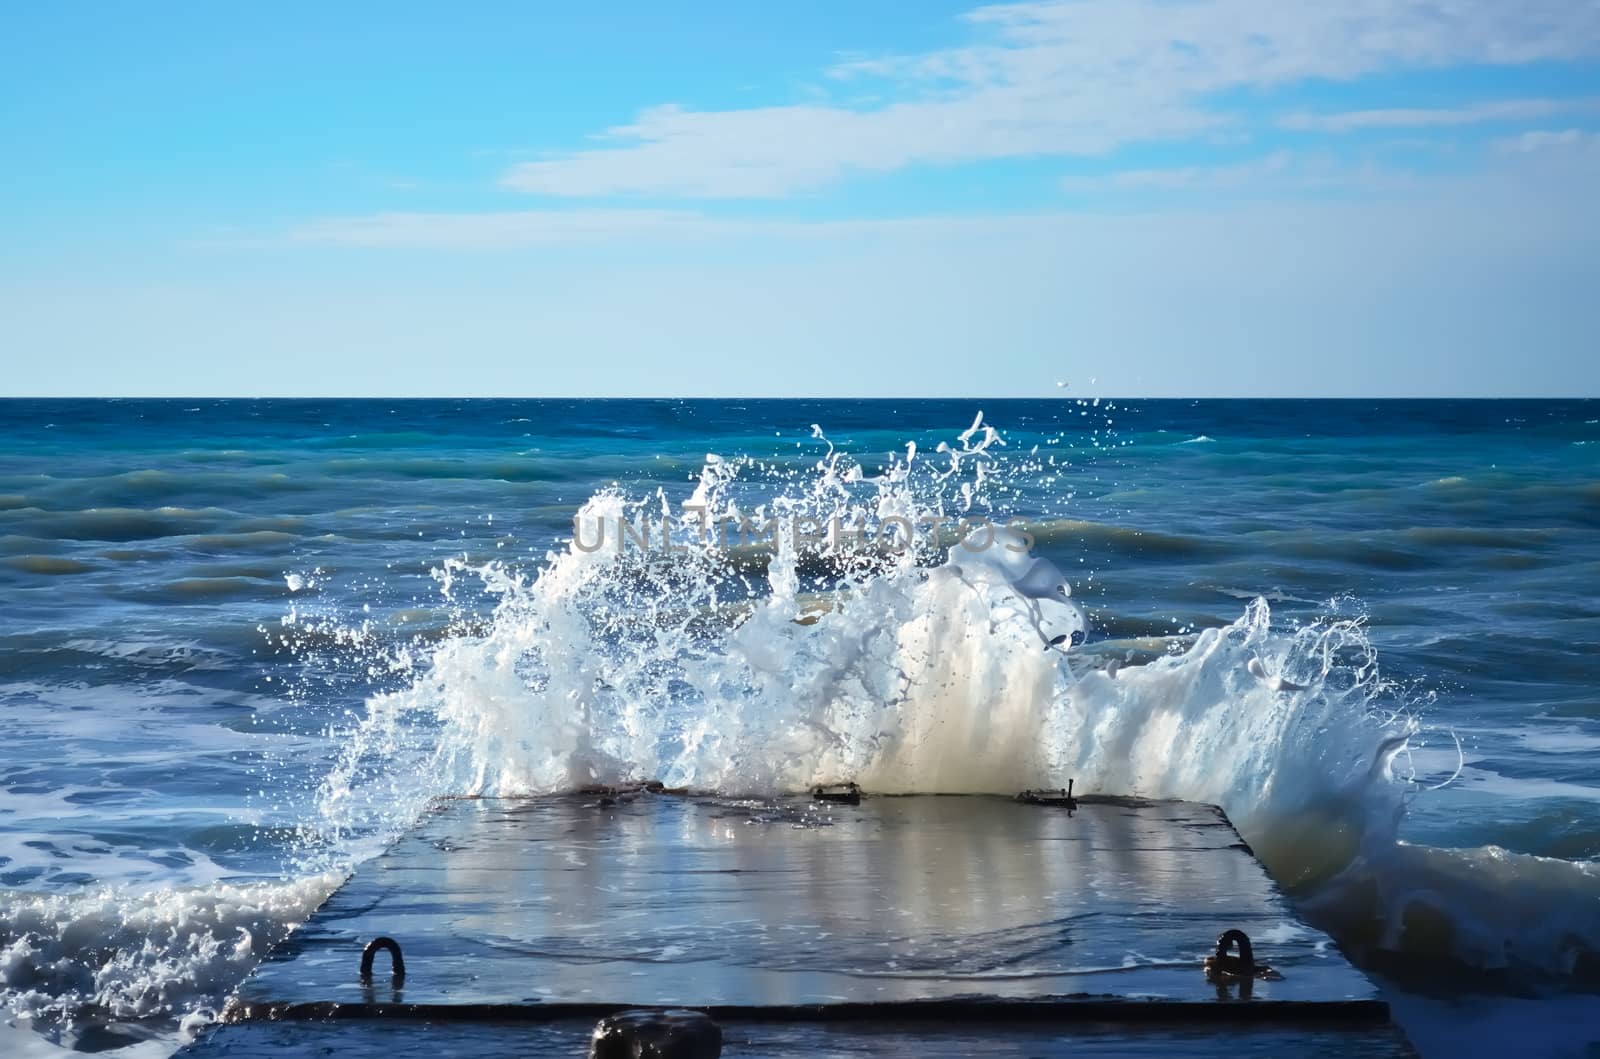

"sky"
[2, 0, 1598, 398]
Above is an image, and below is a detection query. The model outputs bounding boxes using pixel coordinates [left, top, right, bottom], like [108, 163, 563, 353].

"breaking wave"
[0, 875, 338, 1050]
[316, 416, 1599, 984]
[4, 413, 1597, 1054]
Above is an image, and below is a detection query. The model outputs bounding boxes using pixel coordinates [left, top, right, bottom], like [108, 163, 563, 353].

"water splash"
[6, 412, 1597, 1053]
[309, 416, 1599, 985]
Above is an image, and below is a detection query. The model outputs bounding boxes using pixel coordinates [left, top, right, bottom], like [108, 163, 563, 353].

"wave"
[0, 874, 338, 1043]
[0, 508, 228, 544]
[125, 577, 287, 603]
[1298, 841, 1600, 980]
[318, 537, 1600, 983]
[1, 557, 95, 576]
[309, 421, 1600, 986]
[14, 471, 308, 511]
[1027, 517, 1226, 560]
[318, 457, 571, 482]
[0, 509, 316, 549]
[5, 415, 1597, 1048]
[173, 531, 304, 557]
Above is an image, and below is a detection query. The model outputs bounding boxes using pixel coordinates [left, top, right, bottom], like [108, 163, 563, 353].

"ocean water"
[0, 398, 1596, 1057]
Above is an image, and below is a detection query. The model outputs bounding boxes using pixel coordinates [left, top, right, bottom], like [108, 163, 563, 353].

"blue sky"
[2, 0, 1597, 397]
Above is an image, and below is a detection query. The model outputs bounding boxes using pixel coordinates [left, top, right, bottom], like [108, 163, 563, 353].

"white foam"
[0, 873, 337, 1040]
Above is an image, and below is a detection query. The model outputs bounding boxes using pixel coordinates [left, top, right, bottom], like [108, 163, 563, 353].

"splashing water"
[4, 411, 1598, 1054]
[310, 417, 1599, 987]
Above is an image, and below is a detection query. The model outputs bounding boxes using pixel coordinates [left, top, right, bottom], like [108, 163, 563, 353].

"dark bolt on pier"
[811, 782, 862, 805]
[589, 1008, 722, 1059]
[1016, 779, 1077, 810]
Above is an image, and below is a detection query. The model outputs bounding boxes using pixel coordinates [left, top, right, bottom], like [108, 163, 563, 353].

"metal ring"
[360, 936, 405, 981]
[1204, 928, 1258, 981]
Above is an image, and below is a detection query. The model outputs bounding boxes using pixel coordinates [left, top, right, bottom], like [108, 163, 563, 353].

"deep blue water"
[1, 398, 1597, 1056]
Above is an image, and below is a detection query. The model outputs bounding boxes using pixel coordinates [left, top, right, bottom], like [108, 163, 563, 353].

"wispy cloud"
[1277, 98, 1600, 133]
[276, 141, 1589, 252]
[1491, 127, 1600, 153]
[278, 209, 1045, 250]
[500, 0, 1600, 199]
[285, 209, 712, 249]
[1059, 150, 1416, 193]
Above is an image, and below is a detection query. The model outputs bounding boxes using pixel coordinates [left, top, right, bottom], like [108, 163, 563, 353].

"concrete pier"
[182, 792, 1413, 1056]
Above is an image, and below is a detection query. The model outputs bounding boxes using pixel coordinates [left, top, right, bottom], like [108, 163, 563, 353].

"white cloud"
[1277, 98, 1600, 132]
[36, 153, 1598, 397]
[278, 142, 1587, 251]
[1059, 150, 1417, 193]
[501, 0, 1600, 199]
[285, 209, 714, 249]
[280, 209, 1052, 250]
[1492, 128, 1600, 153]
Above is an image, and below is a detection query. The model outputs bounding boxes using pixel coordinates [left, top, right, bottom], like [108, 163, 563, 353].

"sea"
[0, 398, 1596, 1057]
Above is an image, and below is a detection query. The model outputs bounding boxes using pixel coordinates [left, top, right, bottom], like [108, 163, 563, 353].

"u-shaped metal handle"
[360, 936, 405, 981]
[1214, 929, 1254, 973]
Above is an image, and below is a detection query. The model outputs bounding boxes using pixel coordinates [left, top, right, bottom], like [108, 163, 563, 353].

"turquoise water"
[1, 398, 1597, 1055]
